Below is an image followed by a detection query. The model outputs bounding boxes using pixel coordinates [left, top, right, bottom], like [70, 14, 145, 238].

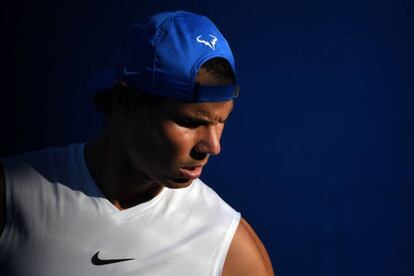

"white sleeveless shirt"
[0, 143, 240, 276]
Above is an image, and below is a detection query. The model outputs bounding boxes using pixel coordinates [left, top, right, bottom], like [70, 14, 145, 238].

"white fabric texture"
[0, 143, 240, 276]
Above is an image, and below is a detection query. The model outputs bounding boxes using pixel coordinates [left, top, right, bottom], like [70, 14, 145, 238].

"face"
[122, 99, 234, 189]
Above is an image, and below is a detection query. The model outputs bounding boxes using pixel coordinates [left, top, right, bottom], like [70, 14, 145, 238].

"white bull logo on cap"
[196, 35, 218, 50]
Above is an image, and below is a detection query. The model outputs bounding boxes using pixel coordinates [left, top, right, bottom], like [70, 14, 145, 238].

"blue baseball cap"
[89, 10, 239, 102]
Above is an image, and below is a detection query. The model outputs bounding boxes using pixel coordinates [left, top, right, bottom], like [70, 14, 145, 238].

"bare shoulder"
[222, 217, 275, 276]
[0, 162, 5, 234]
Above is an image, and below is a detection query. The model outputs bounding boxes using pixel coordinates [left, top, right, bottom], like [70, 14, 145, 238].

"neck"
[84, 132, 164, 210]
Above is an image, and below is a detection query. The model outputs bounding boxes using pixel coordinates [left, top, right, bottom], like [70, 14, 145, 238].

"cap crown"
[115, 11, 237, 102]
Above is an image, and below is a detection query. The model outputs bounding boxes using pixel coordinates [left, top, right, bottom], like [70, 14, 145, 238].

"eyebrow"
[174, 109, 233, 124]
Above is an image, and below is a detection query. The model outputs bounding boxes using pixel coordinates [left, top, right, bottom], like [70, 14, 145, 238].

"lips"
[179, 165, 204, 180]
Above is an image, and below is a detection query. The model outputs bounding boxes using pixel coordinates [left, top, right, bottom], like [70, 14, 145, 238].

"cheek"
[162, 122, 196, 157]
[125, 119, 167, 161]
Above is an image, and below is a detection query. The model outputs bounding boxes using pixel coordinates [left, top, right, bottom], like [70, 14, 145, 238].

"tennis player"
[0, 10, 274, 275]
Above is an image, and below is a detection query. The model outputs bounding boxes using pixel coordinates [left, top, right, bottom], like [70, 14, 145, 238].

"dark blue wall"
[1, 1, 413, 275]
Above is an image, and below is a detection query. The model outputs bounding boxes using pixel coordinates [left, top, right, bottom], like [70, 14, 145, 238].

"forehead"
[161, 99, 234, 119]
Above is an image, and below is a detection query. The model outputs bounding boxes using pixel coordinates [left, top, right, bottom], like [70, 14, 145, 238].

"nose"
[194, 125, 222, 156]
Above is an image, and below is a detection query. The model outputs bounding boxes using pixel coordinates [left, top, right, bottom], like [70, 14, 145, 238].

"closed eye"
[169, 111, 231, 128]
[173, 118, 207, 128]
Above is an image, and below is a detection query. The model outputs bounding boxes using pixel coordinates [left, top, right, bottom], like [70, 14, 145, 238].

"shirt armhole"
[213, 211, 241, 276]
[0, 162, 14, 255]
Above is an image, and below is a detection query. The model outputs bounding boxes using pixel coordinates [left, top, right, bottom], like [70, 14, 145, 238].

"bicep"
[222, 217, 275, 276]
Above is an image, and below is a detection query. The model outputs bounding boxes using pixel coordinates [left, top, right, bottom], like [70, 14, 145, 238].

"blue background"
[1, 1, 413, 275]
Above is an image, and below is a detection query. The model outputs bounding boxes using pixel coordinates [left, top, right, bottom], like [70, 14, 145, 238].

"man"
[0, 11, 274, 275]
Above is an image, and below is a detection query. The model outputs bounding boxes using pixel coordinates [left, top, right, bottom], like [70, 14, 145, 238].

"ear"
[112, 83, 137, 118]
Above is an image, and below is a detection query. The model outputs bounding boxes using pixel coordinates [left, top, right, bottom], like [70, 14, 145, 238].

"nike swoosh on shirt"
[91, 251, 135, 265]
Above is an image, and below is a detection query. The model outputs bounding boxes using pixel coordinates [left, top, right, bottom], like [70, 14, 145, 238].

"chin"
[162, 177, 195, 189]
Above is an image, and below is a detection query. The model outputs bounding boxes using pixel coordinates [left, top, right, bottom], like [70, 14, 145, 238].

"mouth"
[179, 165, 204, 180]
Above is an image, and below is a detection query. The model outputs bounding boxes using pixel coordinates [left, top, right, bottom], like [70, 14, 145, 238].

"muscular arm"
[0, 163, 5, 235]
[222, 217, 275, 276]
